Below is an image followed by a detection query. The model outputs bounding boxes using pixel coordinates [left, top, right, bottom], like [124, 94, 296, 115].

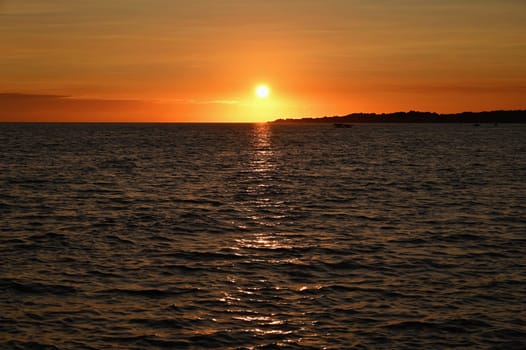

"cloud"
[0, 93, 163, 122]
[0, 92, 243, 122]
[0, 92, 69, 100]
[380, 84, 526, 94]
[170, 98, 239, 105]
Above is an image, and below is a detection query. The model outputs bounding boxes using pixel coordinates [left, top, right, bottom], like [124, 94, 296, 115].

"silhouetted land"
[272, 110, 526, 124]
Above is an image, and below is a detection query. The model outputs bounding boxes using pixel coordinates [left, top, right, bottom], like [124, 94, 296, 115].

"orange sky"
[1, 0, 525, 122]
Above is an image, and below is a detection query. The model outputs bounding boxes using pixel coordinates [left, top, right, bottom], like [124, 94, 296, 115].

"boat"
[334, 123, 353, 128]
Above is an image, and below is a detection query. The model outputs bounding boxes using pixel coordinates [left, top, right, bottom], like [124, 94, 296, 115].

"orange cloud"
[0, 93, 170, 122]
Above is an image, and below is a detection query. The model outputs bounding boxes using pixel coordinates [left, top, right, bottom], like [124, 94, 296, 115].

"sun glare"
[255, 85, 270, 99]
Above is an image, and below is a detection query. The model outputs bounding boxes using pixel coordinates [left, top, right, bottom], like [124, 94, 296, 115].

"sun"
[255, 85, 270, 99]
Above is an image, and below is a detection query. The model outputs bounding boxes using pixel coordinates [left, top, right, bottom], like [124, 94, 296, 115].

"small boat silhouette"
[334, 123, 353, 128]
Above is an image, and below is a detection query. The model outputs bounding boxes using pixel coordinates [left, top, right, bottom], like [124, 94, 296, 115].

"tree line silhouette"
[273, 110, 526, 124]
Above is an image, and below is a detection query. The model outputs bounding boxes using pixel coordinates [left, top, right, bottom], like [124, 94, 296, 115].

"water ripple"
[1, 123, 525, 349]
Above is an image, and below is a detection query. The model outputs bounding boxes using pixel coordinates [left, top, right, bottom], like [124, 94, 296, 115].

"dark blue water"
[1, 123, 525, 349]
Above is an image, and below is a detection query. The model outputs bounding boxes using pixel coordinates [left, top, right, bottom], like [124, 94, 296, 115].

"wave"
[2, 123, 525, 349]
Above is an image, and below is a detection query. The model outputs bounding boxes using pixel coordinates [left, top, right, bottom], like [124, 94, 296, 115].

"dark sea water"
[1, 123, 525, 349]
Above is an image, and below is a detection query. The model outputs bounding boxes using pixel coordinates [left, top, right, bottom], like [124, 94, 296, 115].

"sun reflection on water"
[234, 234, 293, 250]
[220, 123, 302, 343]
[249, 123, 275, 177]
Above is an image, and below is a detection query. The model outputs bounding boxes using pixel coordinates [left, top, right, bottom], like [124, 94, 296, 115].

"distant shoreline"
[272, 110, 526, 124]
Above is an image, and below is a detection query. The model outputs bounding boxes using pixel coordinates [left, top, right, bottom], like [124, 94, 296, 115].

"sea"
[1, 123, 525, 349]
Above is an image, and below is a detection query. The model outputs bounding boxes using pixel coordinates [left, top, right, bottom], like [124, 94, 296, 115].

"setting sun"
[255, 85, 270, 99]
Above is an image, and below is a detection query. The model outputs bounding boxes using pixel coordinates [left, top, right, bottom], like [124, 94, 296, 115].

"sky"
[1, 0, 525, 122]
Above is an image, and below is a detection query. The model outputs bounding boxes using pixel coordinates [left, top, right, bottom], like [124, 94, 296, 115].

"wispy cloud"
[169, 98, 239, 105]
[0, 92, 241, 121]
[0, 92, 160, 121]
[388, 84, 526, 94]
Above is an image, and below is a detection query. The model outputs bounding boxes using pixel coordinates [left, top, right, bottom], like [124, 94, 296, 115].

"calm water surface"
[1, 123, 525, 349]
